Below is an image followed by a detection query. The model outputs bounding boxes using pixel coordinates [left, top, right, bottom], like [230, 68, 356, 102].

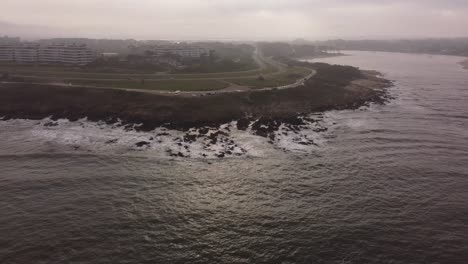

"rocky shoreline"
[0, 62, 393, 140]
[27, 113, 331, 158]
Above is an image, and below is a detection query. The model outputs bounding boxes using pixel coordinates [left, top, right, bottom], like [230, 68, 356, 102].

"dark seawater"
[1, 51, 468, 263]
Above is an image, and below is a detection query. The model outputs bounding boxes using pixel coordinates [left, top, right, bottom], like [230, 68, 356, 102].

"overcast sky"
[1, 0, 468, 40]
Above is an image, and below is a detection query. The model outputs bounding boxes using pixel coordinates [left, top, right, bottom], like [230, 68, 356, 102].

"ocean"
[1, 51, 467, 263]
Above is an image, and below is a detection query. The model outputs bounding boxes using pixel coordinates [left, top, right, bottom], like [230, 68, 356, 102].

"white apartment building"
[39, 44, 94, 65]
[0, 43, 95, 65]
[0, 45, 15, 61]
[14, 44, 40, 63]
[152, 45, 209, 58]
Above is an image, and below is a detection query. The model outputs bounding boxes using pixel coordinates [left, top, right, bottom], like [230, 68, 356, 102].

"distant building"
[39, 44, 94, 65]
[151, 45, 209, 58]
[0, 43, 95, 65]
[0, 44, 15, 62]
[14, 43, 40, 63]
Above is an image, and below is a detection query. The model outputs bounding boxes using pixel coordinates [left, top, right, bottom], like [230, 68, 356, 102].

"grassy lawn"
[65, 79, 229, 91]
[0, 57, 281, 80]
[1, 67, 271, 80]
[1, 58, 305, 91]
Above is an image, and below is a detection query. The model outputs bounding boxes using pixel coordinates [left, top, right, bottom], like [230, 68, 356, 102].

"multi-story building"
[39, 44, 94, 65]
[0, 43, 95, 65]
[38, 45, 63, 63]
[0, 44, 15, 61]
[14, 43, 39, 63]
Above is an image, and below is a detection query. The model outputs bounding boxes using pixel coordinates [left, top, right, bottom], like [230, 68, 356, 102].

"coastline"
[460, 59, 468, 69]
[0, 62, 392, 134]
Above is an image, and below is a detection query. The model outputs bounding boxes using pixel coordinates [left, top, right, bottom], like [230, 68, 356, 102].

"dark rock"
[237, 118, 250, 130]
[251, 117, 282, 138]
[269, 134, 276, 141]
[207, 131, 228, 144]
[124, 124, 134, 131]
[105, 117, 119, 125]
[198, 127, 209, 135]
[136, 141, 150, 147]
[183, 133, 197, 143]
[44, 121, 58, 127]
[313, 127, 328, 133]
[302, 117, 316, 123]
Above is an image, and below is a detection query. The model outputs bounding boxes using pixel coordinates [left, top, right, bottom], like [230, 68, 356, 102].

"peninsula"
[0, 62, 390, 130]
[0, 39, 392, 133]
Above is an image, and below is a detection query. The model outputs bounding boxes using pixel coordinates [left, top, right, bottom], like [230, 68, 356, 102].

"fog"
[1, 0, 468, 40]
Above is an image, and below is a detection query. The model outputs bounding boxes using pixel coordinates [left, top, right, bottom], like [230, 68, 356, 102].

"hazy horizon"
[1, 0, 468, 41]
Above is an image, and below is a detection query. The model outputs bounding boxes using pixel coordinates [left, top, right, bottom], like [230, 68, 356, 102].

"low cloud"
[1, 0, 467, 40]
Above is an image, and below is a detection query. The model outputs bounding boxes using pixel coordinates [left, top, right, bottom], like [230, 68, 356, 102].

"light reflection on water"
[1, 51, 468, 263]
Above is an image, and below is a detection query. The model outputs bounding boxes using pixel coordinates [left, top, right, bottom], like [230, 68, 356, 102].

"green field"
[0, 57, 312, 92]
[0, 65, 279, 80]
[0, 58, 279, 80]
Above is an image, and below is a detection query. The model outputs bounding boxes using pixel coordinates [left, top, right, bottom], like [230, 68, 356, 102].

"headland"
[0, 61, 392, 133]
